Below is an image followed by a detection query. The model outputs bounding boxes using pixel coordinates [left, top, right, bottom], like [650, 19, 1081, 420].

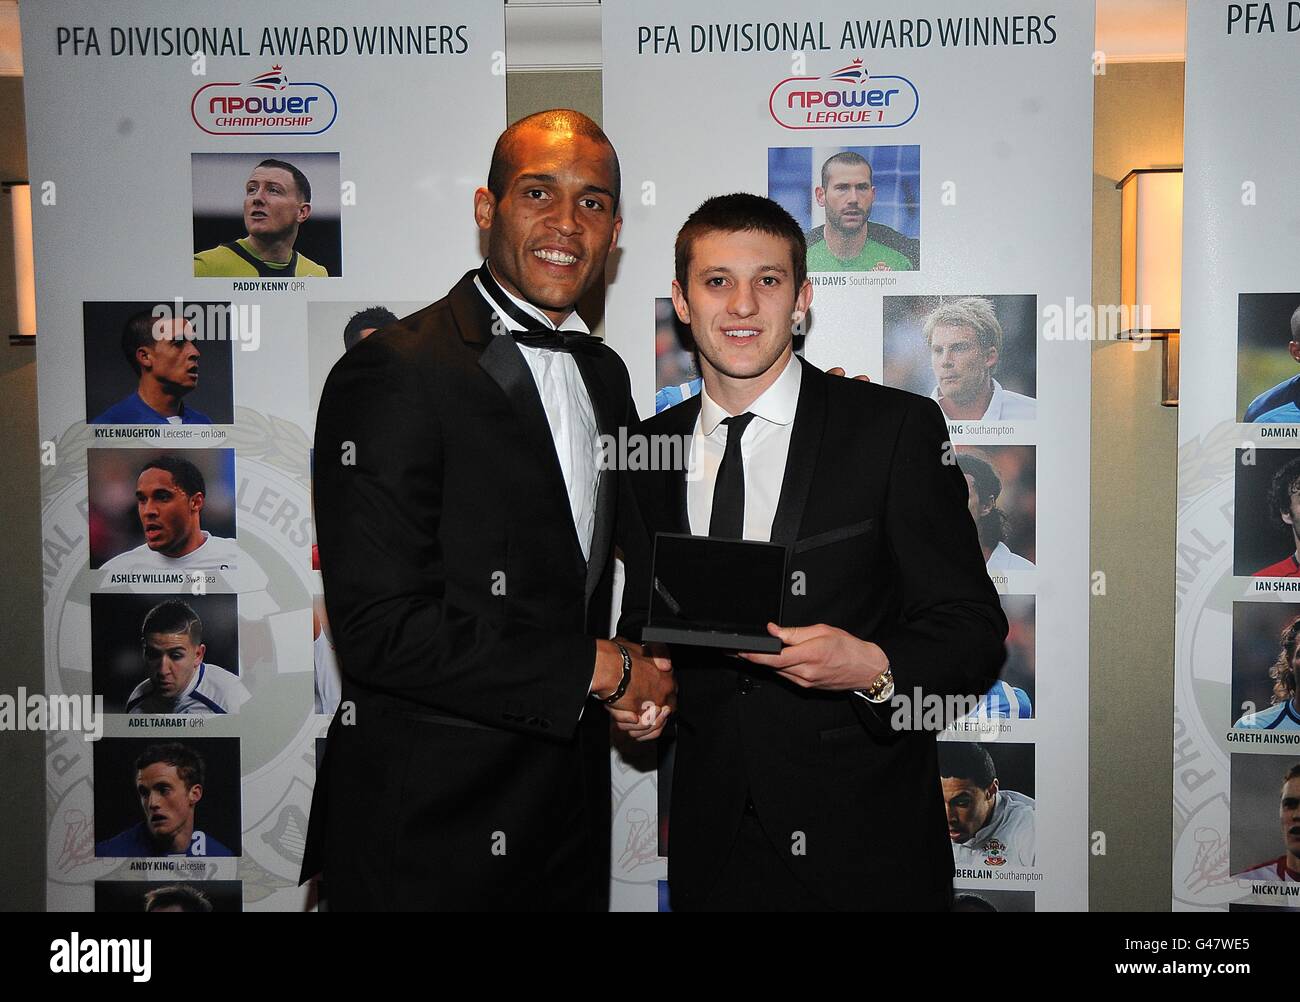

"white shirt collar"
[699, 353, 802, 437]
[179, 662, 205, 700]
[473, 261, 591, 335]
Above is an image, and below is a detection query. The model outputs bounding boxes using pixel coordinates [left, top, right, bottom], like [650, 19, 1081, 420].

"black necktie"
[708, 412, 757, 539]
[477, 261, 601, 352]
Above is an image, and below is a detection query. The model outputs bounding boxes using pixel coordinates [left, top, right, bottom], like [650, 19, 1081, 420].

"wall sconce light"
[1118, 167, 1182, 406]
[3, 181, 36, 344]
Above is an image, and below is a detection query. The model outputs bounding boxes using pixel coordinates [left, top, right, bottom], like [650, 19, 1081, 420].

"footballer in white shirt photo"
[89, 450, 238, 572]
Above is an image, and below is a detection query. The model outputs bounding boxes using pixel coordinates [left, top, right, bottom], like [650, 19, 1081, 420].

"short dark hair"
[139, 455, 205, 498]
[144, 884, 213, 913]
[957, 452, 1008, 549]
[939, 741, 997, 787]
[255, 158, 311, 202]
[121, 309, 169, 377]
[820, 150, 873, 190]
[1267, 456, 1300, 529]
[1283, 763, 1300, 785]
[960, 453, 1002, 505]
[343, 306, 398, 352]
[1289, 305, 1300, 342]
[486, 109, 621, 212]
[135, 742, 205, 789]
[674, 192, 808, 292]
[141, 600, 203, 646]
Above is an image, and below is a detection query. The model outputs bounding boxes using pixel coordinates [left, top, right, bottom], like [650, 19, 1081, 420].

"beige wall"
[1090, 61, 1185, 910]
[0, 72, 44, 912]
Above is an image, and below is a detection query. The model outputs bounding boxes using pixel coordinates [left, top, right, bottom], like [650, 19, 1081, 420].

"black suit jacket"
[302, 270, 646, 910]
[628, 359, 1007, 911]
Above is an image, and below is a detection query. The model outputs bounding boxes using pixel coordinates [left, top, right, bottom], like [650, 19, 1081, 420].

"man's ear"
[195, 642, 206, 664]
[608, 214, 623, 255]
[191, 491, 205, 516]
[985, 344, 999, 374]
[794, 278, 813, 319]
[670, 279, 691, 326]
[473, 187, 495, 232]
[814, 186, 827, 208]
[188, 782, 202, 807]
[297, 202, 312, 224]
[136, 345, 153, 374]
[1283, 508, 1295, 528]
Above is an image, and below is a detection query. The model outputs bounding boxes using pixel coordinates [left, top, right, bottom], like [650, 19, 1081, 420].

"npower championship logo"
[192, 65, 338, 135]
[770, 57, 918, 130]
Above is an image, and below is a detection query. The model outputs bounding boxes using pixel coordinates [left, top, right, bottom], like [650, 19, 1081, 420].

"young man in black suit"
[303, 111, 673, 910]
[632, 193, 1006, 911]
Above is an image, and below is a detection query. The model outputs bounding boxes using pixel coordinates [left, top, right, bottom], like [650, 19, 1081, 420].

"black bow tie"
[477, 262, 602, 353]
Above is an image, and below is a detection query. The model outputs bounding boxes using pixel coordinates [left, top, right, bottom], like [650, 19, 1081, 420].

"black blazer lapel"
[570, 349, 617, 611]
[452, 273, 587, 572]
[769, 358, 828, 547]
[664, 394, 701, 535]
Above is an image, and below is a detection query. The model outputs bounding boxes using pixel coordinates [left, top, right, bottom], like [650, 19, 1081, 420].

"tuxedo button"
[737, 676, 753, 695]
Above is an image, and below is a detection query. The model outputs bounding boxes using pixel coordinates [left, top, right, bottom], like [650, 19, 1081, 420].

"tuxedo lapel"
[769, 358, 827, 547]
[570, 349, 616, 611]
[451, 274, 587, 573]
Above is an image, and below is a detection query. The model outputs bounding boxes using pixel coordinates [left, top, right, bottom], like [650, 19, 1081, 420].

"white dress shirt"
[474, 266, 599, 561]
[686, 355, 888, 702]
[686, 353, 801, 540]
[931, 378, 1036, 421]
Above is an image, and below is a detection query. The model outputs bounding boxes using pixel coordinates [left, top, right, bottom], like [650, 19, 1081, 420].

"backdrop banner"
[21, 0, 504, 912]
[602, 0, 1093, 912]
[1173, 0, 1300, 912]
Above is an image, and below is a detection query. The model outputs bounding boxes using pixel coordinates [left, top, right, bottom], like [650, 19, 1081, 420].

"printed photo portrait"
[84, 301, 234, 426]
[306, 301, 425, 417]
[654, 296, 699, 414]
[1233, 447, 1300, 576]
[938, 741, 1036, 869]
[192, 152, 341, 278]
[883, 294, 1037, 422]
[1238, 293, 1300, 423]
[88, 449, 237, 571]
[955, 446, 1036, 573]
[966, 595, 1035, 719]
[94, 738, 241, 858]
[769, 144, 919, 272]
[1229, 755, 1300, 883]
[1231, 602, 1300, 731]
[92, 593, 245, 715]
[314, 592, 341, 716]
[95, 880, 243, 912]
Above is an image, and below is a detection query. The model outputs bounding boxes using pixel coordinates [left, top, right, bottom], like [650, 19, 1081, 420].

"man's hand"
[827, 366, 871, 382]
[737, 623, 887, 691]
[594, 639, 675, 741]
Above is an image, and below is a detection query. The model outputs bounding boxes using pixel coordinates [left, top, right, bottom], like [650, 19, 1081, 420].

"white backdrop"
[603, 0, 1093, 911]
[22, 0, 505, 912]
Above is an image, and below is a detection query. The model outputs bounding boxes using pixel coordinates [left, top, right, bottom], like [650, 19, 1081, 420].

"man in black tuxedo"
[633, 194, 1006, 911]
[302, 110, 673, 910]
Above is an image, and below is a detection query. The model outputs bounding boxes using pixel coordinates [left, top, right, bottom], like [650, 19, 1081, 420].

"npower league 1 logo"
[770, 57, 917, 130]
[192, 65, 337, 136]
